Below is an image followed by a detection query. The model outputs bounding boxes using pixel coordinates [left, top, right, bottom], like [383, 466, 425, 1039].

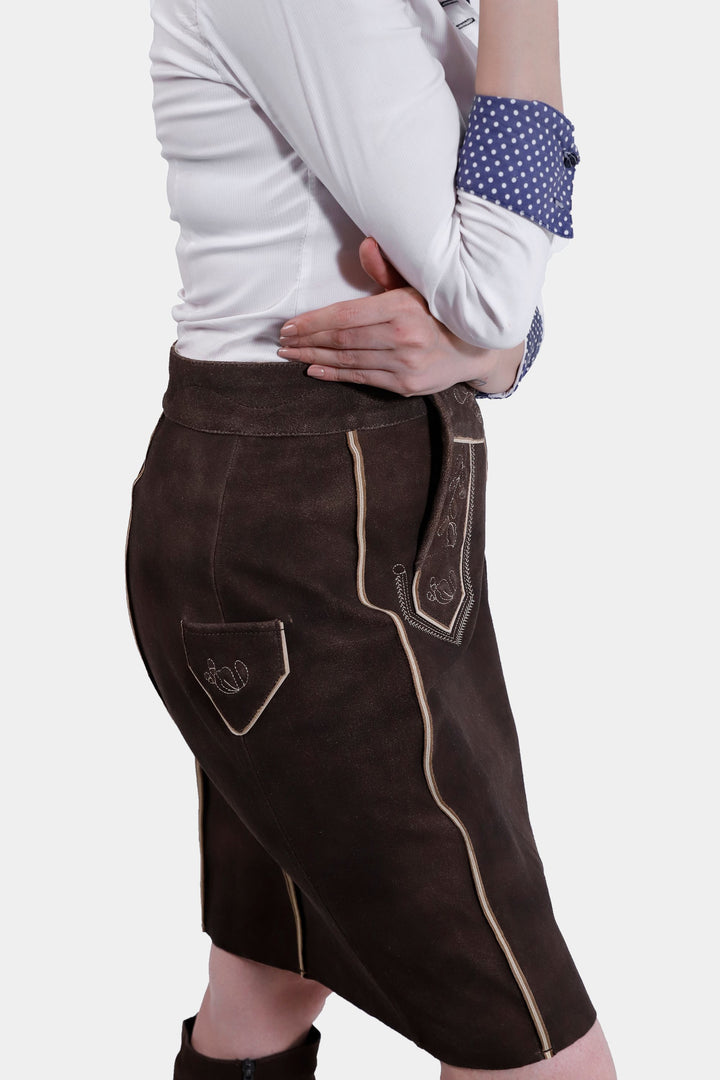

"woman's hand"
[277, 238, 526, 397]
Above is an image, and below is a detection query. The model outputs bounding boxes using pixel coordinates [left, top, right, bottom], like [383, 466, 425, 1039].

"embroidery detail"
[203, 657, 249, 695]
[452, 384, 472, 405]
[426, 571, 458, 605]
[391, 441, 480, 645]
[437, 453, 468, 549]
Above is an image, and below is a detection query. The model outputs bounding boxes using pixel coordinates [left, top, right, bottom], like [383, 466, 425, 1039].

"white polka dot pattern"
[474, 305, 543, 401]
[456, 95, 580, 237]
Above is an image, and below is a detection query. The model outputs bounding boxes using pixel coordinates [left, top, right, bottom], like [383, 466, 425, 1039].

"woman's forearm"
[475, 0, 563, 113]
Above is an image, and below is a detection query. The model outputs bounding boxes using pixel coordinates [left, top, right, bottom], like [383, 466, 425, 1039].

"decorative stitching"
[160, 410, 427, 438]
[203, 656, 250, 694]
[188, 627, 281, 637]
[453, 384, 472, 404]
[398, 439, 478, 638]
[436, 451, 467, 550]
[412, 434, 487, 632]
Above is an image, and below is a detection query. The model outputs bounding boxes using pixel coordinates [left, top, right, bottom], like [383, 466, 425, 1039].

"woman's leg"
[190, 944, 332, 1060]
[440, 1020, 616, 1080]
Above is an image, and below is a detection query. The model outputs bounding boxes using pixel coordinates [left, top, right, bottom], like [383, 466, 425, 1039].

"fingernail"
[280, 322, 297, 337]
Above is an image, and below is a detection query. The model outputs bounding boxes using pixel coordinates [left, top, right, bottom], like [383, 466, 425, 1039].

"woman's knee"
[439, 1019, 616, 1080]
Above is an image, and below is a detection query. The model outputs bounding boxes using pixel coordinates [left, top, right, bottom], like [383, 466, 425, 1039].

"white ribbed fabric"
[149, 0, 567, 364]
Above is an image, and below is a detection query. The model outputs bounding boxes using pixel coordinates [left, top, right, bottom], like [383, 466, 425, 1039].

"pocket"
[403, 434, 486, 638]
[181, 619, 290, 736]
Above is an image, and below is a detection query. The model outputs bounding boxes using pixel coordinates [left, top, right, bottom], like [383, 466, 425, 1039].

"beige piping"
[282, 870, 306, 976]
[194, 758, 207, 930]
[346, 429, 553, 1060]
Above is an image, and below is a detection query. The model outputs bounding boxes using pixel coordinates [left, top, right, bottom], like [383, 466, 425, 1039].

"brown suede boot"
[173, 1015, 321, 1079]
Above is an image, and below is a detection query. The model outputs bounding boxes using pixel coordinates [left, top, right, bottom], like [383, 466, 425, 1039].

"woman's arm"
[193, 0, 578, 351]
[279, 236, 532, 397]
[475, 0, 563, 109]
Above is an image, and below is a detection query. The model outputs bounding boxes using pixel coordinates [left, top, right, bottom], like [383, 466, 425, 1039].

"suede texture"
[173, 1015, 321, 1080]
[125, 343, 597, 1069]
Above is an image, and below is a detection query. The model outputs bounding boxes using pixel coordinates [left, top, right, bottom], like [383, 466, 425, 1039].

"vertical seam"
[345, 428, 554, 1060]
[211, 437, 240, 622]
[193, 0, 226, 83]
[237, 734, 414, 1033]
[292, 169, 316, 320]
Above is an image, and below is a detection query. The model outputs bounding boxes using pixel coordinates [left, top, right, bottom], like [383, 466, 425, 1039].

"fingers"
[359, 236, 409, 291]
[303, 363, 413, 395]
[279, 287, 418, 338]
[279, 323, 394, 355]
[278, 303, 431, 361]
[278, 342, 396, 369]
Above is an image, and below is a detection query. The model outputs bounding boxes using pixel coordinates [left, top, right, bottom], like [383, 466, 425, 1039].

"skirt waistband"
[162, 342, 431, 436]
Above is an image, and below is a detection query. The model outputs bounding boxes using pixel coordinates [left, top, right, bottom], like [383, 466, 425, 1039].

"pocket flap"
[181, 619, 290, 736]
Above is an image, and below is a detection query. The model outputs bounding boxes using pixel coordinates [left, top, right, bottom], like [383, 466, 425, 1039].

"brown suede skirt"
[124, 342, 596, 1070]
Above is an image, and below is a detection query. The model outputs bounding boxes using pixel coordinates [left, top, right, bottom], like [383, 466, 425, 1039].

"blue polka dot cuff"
[455, 94, 580, 238]
[474, 305, 544, 401]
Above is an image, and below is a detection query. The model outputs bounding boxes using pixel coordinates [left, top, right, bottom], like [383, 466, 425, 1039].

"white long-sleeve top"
[148, 0, 579, 393]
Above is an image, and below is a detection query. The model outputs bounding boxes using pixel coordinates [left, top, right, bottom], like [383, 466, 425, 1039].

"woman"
[126, 0, 616, 1076]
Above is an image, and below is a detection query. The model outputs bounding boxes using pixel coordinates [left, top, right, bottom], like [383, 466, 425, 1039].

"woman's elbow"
[464, 317, 529, 352]
[428, 290, 534, 351]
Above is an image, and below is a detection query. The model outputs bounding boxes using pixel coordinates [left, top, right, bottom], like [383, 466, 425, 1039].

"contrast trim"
[346, 428, 553, 1059]
[194, 758, 207, 931]
[411, 436, 484, 633]
[282, 870, 307, 977]
[456, 94, 580, 238]
[392, 436, 485, 645]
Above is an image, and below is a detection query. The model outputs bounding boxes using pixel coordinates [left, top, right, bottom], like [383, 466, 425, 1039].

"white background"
[2, 2, 717, 1077]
